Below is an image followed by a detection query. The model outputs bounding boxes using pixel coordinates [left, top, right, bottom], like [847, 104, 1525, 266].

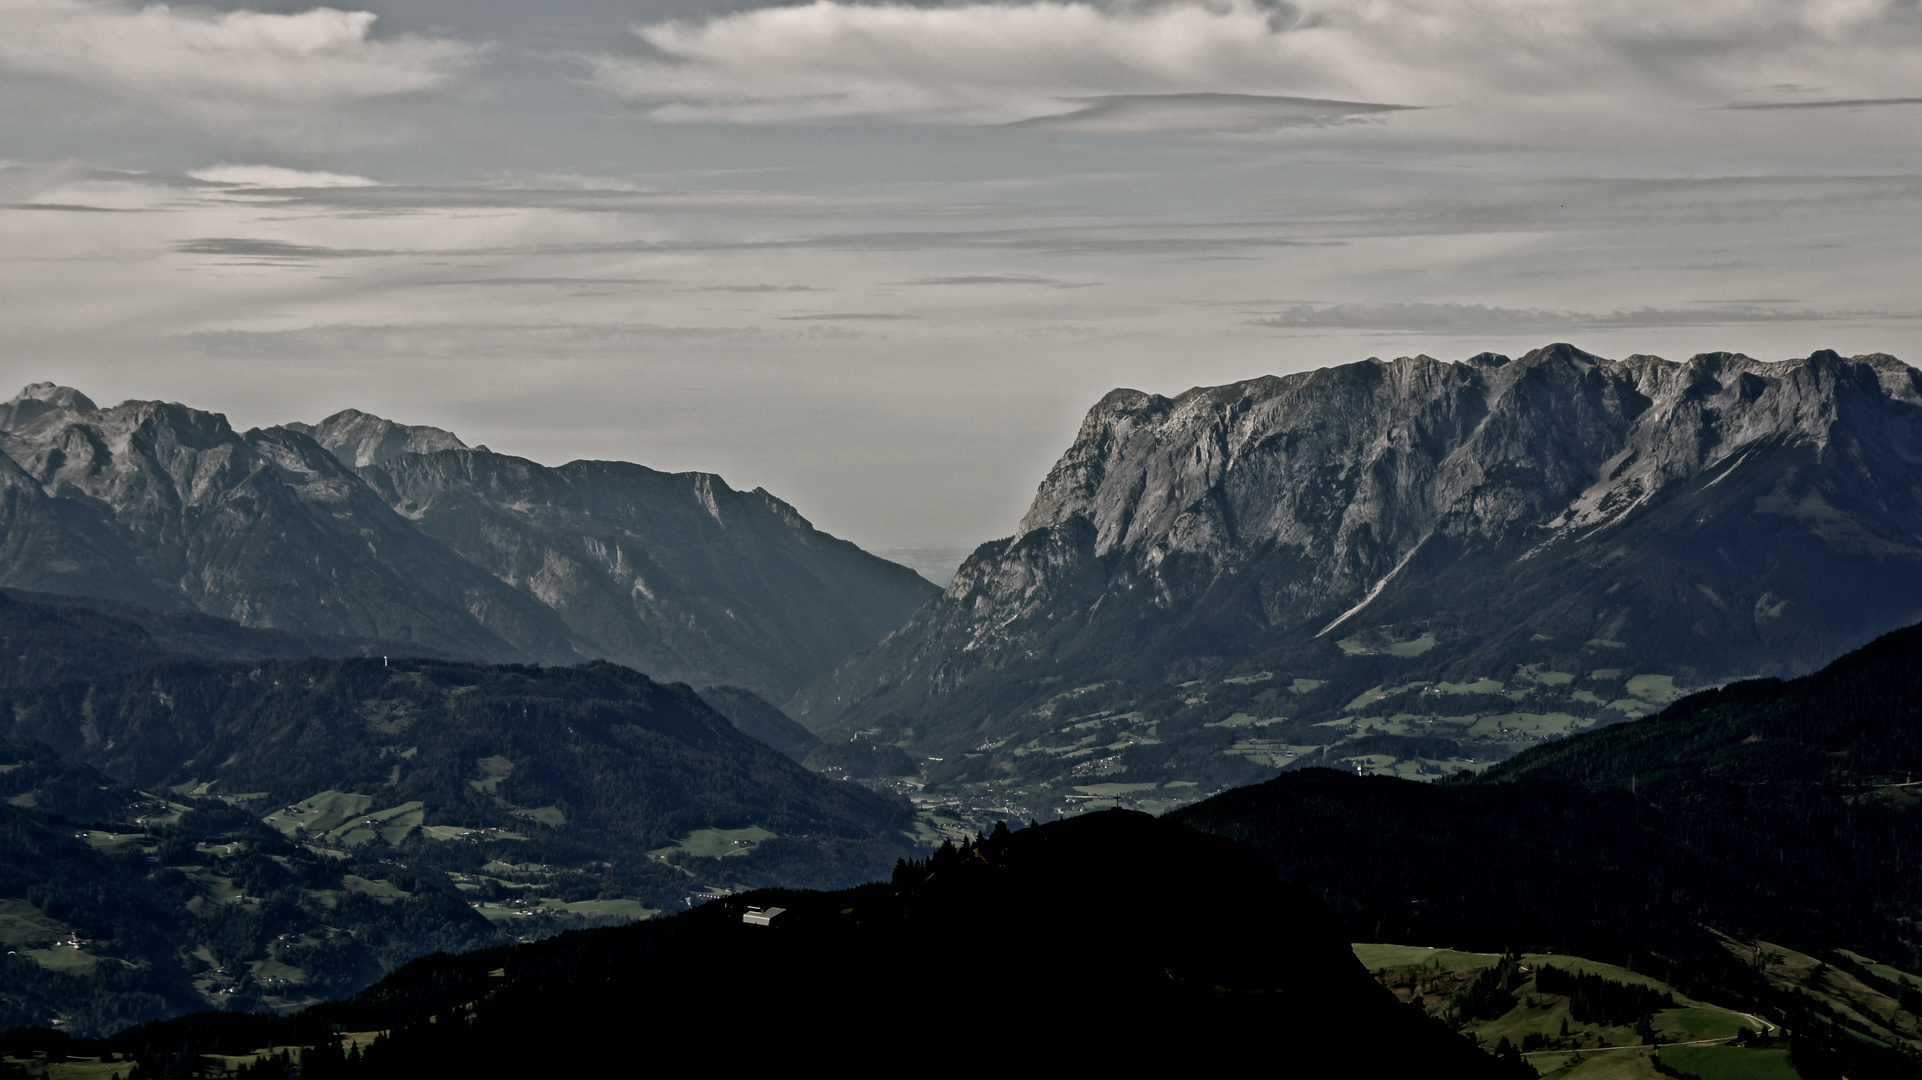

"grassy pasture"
[1386, 633, 1438, 656]
[1518, 665, 1578, 687]
[22, 946, 99, 975]
[1529, 955, 1676, 992]
[420, 825, 477, 841]
[1656, 1045, 1799, 1080]
[1, 1055, 131, 1079]
[1205, 712, 1287, 729]
[1465, 713, 1585, 738]
[1625, 675, 1684, 705]
[662, 826, 777, 859]
[1355, 946, 1775, 1077]
[1337, 631, 1437, 657]
[512, 806, 566, 827]
[342, 875, 410, 899]
[1837, 949, 1922, 988]
[1435, 678, 1506, 695]
[1653, 1008, 1749, 1042]
[262, 791, 373, 837]
[1345, 683, 1420, 712]
[1071, 782, 1162, 797]
[537, 898, 656, 919]
[1525, 1049, 1664, 1077]
[1352, 943, 1500, 970]
[0, 898, 70, 947]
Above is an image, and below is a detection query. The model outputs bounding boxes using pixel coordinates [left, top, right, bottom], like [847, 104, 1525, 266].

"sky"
[3, 0, 1920, 577]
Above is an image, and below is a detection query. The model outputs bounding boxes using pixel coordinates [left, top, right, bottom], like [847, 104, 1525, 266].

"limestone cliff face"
[297, 411, 938, 701]
[795, 345, 1922, 737]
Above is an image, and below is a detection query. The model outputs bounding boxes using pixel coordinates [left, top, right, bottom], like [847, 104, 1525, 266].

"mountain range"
[0, 384, 934, 702]
[793, 345, 1922, 809]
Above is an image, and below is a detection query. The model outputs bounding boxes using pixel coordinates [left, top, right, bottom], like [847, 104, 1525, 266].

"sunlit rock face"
[0, 391, 935, 701]
[797, 344, 1922, 740]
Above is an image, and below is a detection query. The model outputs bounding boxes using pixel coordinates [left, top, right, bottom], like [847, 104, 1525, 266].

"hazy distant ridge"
[0, 386, 936, 701]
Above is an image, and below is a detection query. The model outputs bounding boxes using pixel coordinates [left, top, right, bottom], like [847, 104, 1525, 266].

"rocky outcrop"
[0, 392, 582, 660]
[794, 345, 1922, 744]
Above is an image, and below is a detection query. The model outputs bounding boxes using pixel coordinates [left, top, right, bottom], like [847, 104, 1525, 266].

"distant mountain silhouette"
[0, 387, 935, 701]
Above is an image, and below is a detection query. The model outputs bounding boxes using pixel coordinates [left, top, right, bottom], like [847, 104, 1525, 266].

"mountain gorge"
[794, 345, 1922, 810]
[0, 384, 934, 701]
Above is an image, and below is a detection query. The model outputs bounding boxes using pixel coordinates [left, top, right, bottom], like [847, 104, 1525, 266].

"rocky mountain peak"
[0, 382, 98, 431]
[289, 408, 470, 468]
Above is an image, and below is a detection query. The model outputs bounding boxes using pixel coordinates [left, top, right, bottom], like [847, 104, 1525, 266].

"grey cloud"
[408, 277, 673, 287]
[168, 225, 1337, 261]
[175, 238, 394, 259]
[180, 322, 767, 358]
[777, 313, 908, 321]
[214, 184, 855, 215]
[697, 284, 823, 292]
[1723, 98, 1922, 110]
[1250, 302, 1892, 334]
[905, 275, 1066, 285]
[3, 202, 142, 212]
[1003, 93, 1414, 135]
[1259, 175, 1922, 238]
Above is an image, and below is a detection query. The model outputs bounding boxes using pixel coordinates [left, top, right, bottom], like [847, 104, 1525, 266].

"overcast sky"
[4, 0, 1920, 572]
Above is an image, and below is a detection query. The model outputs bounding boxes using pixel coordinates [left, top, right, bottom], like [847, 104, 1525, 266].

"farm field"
[1348, 943, 1789, 1078]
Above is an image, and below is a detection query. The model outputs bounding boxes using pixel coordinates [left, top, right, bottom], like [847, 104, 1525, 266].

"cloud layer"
[0, 0, 481, 108]
[589, 0, 1922, 126]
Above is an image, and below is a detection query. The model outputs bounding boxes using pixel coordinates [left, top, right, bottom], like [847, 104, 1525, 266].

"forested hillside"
[1171, 619, 1922, 1077]
[1, 812, 1502, 1075]
[0, 654, 916, 1033]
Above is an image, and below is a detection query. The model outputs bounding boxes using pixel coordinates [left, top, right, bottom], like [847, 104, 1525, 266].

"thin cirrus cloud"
[1250, 302, 1877, 334]
[0, 0, 482, 108]
[586, 0, 1922, 128]
[1722, 97, 1922, 110]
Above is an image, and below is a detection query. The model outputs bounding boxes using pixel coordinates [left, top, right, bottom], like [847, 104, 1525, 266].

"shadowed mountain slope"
[0, 588, 463, 691]
[297, 408, 935, 701]
[0, 386, 935, 700]
[1, 657, 913, 885]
